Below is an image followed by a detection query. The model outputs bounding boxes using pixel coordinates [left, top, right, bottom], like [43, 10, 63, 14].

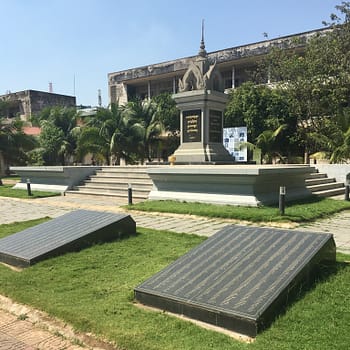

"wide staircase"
[66, 166, 345, 201]
[305, 168, 345, 197]
[66, 166, 153, 201]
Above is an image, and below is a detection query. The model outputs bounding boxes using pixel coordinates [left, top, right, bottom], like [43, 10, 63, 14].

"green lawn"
[0, 219, 349, 350]
[126, 197, 350, 223]
[0, 184, 60, 199]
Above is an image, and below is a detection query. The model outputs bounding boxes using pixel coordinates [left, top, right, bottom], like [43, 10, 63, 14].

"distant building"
[0, 90, 76, 120]
[108, 28, 327, 105]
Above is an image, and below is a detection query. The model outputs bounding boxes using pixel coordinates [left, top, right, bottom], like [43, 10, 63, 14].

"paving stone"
[16, 329, 55, 346]
[0, 312, 17, 327]
[33, 335, 70, 349]
[0, 330, 34, 350]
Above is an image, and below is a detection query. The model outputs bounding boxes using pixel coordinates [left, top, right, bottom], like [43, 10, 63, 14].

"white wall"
[314, 164, 350, 184]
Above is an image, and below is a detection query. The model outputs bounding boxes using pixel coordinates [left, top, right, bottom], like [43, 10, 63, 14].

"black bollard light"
[345, 181, 350, 201]
[128, 183, 133, 205]
[279, 186, 286, 215]
[26, 178, 32, 196]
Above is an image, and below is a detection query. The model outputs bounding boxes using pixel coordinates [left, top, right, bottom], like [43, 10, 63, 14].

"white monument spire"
[198, 19, 207, 57]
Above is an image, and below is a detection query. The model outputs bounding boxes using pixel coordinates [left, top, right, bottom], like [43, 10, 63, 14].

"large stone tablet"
[0, 210, 136, 268]
[135, 226, 335, 337]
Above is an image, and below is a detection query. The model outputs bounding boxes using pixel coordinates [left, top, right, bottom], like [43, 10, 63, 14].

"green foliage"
[0, 117, 37, 171]
[26, 148, 45, 166]
[79, 103, 132, 165]
[126, 99, 165, 162]
[39, 122, 65, 165]
[77, 98, 177, 165]
[152, 92, 180, 133]
[0, 219, 349, 349]
[35, 107, 81, 165]
[224, 83, 299, 161]
[127, 197, 350, 223]
[264, 2, 350, 161]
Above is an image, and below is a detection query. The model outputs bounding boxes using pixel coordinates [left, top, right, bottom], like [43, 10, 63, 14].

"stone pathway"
[1, 194, 349, 251]
[0, 296, 112, 350]
[0, 193, 349, 349]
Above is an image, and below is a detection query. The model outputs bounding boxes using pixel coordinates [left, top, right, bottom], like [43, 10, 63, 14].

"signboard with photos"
[223, 127, 247, 162]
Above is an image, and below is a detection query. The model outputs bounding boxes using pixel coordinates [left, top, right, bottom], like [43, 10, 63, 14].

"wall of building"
[108, 28, 325, 104]
[0, 90, 76, 120]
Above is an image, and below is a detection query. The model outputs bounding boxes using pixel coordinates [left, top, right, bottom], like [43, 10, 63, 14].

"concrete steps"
[66, 166, 345, 201]
[65, 166, 153, 200]
[305, 171, 345, 197]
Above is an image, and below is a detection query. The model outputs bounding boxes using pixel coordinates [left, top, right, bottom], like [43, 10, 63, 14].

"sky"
[0, 0, 343, 107]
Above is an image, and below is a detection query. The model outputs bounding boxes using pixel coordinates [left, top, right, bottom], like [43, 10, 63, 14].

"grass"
[0, 219, 349, 349]
[0, 184, 60, 199]
[126, 197, 350, 223]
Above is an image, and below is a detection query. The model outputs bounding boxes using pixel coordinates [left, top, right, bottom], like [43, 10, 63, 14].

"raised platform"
[10, 166, 101, 192]
[147, 164, 314, 206]
[135, 225, 335, 337]
[0, 210, 136, 268]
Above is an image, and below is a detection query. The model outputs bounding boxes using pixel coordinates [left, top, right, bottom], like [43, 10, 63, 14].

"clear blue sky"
[0, 0, 342, 107]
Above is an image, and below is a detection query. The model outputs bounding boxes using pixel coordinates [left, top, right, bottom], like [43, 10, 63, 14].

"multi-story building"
[108, 28, 326, 105]
[0, 90, 76, 120]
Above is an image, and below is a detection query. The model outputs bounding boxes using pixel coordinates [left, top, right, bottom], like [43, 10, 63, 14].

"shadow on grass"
[259, 259, 348, 335]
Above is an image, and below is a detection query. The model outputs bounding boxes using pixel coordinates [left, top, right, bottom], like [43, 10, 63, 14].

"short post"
[26, 178, 32, 196]
[345, 181, 350, 201]
[128, 183, 133, 205]
[279, 186, 286, 215]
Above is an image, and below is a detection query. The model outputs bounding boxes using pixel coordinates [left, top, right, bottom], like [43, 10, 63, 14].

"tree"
[224, 82, 299, 160]
[151, 93, 180, 159]
[125, 99, 164, 162]
[255, 125, 287, 164]
[152, 93, 180, 133]
[265, 2, 350, 162]
[79, 103, 132, 165]
[36, 107, 81, 165]
[0, 117, 37, 174]
[38, 122, 65, 165]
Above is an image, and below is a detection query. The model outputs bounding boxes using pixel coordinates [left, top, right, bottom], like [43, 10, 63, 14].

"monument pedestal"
[148, 165, 314, 206]
[172, 90, 234, 164]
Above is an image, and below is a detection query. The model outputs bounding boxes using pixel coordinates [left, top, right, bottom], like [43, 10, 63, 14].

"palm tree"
[80, 103, 132, 165]
[126, 99, 164, 163]
[0, 117, 36, 175]
[242, 124, 287, 164]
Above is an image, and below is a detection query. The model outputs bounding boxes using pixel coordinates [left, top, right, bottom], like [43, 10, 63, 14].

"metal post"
[26, 178, 32, 196]
[345, 183, 350, 201]
[128, 183, 133, 205]
[279, 186, 286, 215]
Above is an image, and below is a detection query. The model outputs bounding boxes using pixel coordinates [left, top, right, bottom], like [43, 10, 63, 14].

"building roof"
[0, 89, 75, 99]
[108, 27, 329, 84]
[22, 126, 41, 136]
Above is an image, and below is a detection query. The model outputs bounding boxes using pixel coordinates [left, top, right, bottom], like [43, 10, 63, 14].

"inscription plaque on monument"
[209, 110, 222, 143]
[183, 109, 201, 142]
[135, 225, 335, 337]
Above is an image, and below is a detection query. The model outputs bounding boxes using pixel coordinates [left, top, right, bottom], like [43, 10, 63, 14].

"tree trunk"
[0, 151, 6, 177]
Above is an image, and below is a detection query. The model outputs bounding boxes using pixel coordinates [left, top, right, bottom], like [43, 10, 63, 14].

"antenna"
[49, 82, 53, 93]
[98, 89, 102, 107]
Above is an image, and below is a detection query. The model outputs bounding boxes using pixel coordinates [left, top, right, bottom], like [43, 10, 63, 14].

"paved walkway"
[0, 194, 349, 349]
[1, 194, 349, 252]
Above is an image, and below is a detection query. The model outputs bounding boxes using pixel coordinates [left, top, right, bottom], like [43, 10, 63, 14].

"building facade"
[108, 28, 326, 105]
[0, 90, 76, 120]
